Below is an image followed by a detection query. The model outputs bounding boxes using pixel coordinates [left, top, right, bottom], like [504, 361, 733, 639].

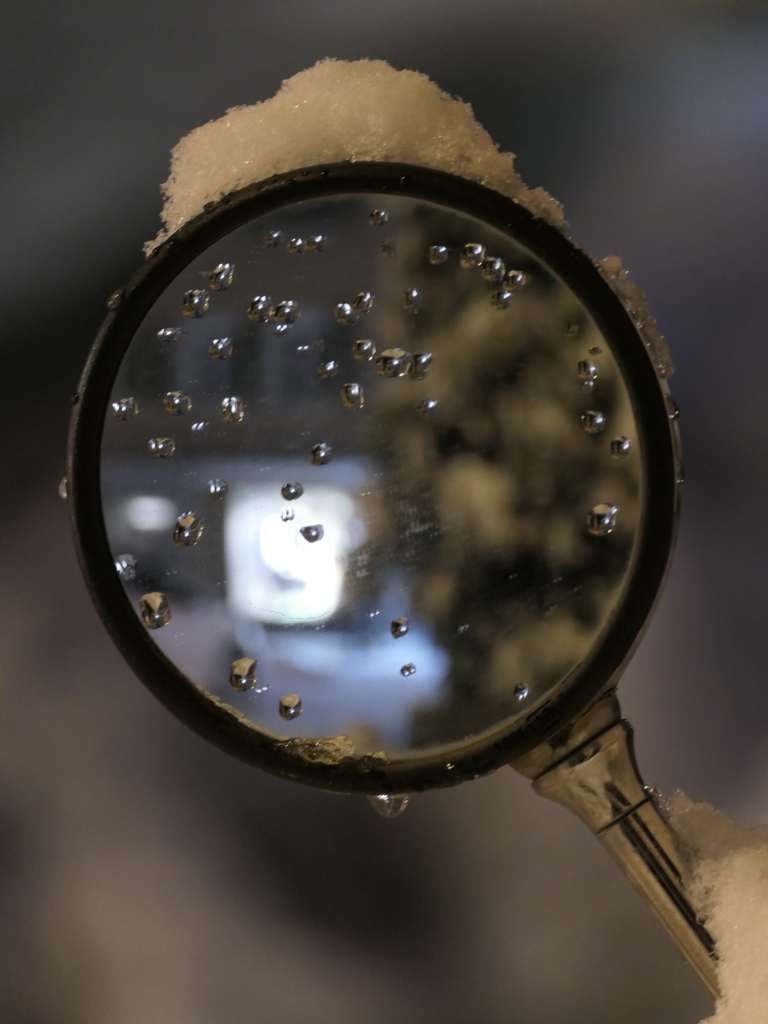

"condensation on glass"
[100, 193, 642, 766]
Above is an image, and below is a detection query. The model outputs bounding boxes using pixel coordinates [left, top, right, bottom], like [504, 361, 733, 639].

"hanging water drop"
[191, 422, 207, 434]
[300, 524, 324, 543]
[376, 348, 413, 378]
[310, 443, 332, 465]
[352, 291, 374, 314]
[504, 270, 526, 291]
[112, 397, 138, 420]
[148, 437, 175, 458]
[207, 479, 229, 497]
[209, 263, 234, 290]
[58, 476, 68, 500]
[247, 296, 271, 321]
[163, 391, 192, 416]
[400, 663, 416, 677]
[577, 361, 598, 382]
[611, 436, 631, 459]
[587, 504, 618, 536]
[281, 482, 304, 501]
[115, 554, 137, 582]
[457, 623, 469, 634]
[140, 592, 171, 629]
[428, 244, 448, 265]
[460, 243, 485, 269]
[369, 209, 388, 225]
[514, 683, 529, 701]
[666, 394, 680, 420]
[353, 339, 376, 361]
[157, 327, 184, 342]
[566, 323, 581, 338]
[281, 508, 295, 522]
[589, 346, 603, 355]
[270, 300, 300, 325]
[481, 256, 506, 283]
[391, 617, 409, 639]
[334, 302, 357, 325]
[491, 290, 514, 310]
[306, 235, 325, 252]
[368, 794, 410, 818]
[416, 399, 438, 415]
[279, 694, 303, 720]
[173, 512, 204, 547]
[264, 230, 282, 247]
[183, 289, 209, 318]
[404, 288, 421, 314]
[581, 410, 606, 434]
[410, 353, 433, 380]
[341, 383, 364, 409]
[287, 238, 305, 255]
[317, 360, 339, 379]
[230, 657, 259, 692]
[221, 396, 244, 423]
[209, 337, 233, 359]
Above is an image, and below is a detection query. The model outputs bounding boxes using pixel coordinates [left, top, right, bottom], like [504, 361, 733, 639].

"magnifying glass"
[65, 161, 715, 996]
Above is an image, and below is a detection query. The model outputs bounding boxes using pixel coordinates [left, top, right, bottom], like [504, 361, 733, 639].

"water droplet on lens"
[369, 209, 388, 225]
[428, 244, 448, 265]
[317, 360, 339, 379]
[173, 511, 204, 547]
[279, 693, 303, 720]
[400, 663, 416, 677]
[300, 524, 324, 543]
[334, 302, 357, 325]
[504, 270, 526, 291]
[589, 346, 603, 355]
[587, 503, 618, 536]
[183, 289, 209, 318]
[264, 230, 282, 247]
[230, 657, 258, 692]
[191, 421, 207, 433]
[209, 337, 233, 359]
[310, 443, 332, 465]
[416, 399, 438, 415]
[112, 397, 138, 420]
[306, 235, 325, 252]
[353, 339, 376, 361]
[281, 482, 304, 501]
[163, 391, 192, 415]
[148, 437, 175, 458]
[341, 383, 364, 409]
[157, 327, 184, 342]
[491, 290, 514, 310]
[115, 553, 137, 581]
[58, 476, 68, 500]
[391, 617, 409, 639]
[460, 243, 485, 269]
[514, 683, 529, 700]
[368, 794, 410, 818]
[209, 263, 234, 290]
[404, 288, 421, 313]
[281, 507, 295, 522]
[207, 479, 228, 497]
[221, 396, 244, 423]
[581, 410, 606, 434]
[666, 394, 680, 420]
[481, 256, 506, 283]
[410, 353, 432, 380]
[577, 360, 598, 382]
[376, 348, 413, 378]
[352, 291, 374, 314]
[270, 300, 300, 325]
[140, 592, 171, 628]
[610, 436, 631, 458]
[247, 295, 271, 321]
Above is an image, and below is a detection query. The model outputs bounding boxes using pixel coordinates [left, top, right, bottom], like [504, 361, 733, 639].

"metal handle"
[511, 693, 719, 998]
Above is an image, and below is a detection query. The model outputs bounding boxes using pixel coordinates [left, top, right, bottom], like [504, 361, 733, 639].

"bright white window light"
[226, 482, 365, 625]
[124, 495, 177, 531]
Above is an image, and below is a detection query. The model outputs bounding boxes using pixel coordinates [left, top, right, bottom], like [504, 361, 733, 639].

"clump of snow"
[670, 794, 768, 1023]
[145, 58, 564, 254]
[598, 255, 674, 378]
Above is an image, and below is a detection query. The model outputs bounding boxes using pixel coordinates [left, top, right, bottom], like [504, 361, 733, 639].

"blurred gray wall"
[2, 2, 768, 1021]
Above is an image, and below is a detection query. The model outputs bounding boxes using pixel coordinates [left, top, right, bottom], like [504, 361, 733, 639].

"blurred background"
[2, 1, 768, 1021]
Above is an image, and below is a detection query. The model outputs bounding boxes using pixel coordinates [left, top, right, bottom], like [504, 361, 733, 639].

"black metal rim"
[67, 160, 678, 793]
